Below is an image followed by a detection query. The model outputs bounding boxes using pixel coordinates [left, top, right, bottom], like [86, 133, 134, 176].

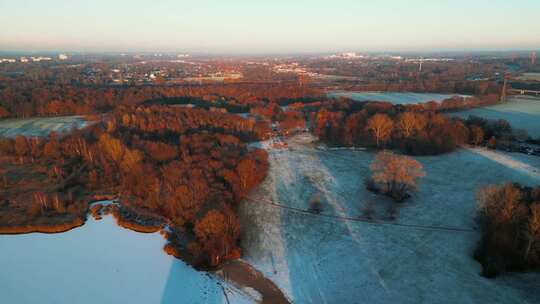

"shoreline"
[0, 217, 85, 235]
[0, 198, 290, 303]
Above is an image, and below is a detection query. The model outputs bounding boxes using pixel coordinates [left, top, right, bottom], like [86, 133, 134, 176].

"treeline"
[0, 82, 322, 118]
[309, 99, 522, 155]
[475, 183, 540, 277]
[114, 105, 272, 141]
[289, 93, 500, 113]
[342, 79, 501, 96]
[0, 106, 270, 267]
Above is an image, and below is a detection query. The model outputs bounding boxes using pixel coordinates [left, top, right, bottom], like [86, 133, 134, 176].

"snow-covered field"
[0, 116, 89, 138]
[327, 91, 468, 105]
[0, 215, 255, 304]
[240, 133, 540, 304]
[450, 96, 540, 139]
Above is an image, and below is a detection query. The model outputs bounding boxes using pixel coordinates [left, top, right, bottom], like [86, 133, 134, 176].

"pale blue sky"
[0, 0, 539, 53]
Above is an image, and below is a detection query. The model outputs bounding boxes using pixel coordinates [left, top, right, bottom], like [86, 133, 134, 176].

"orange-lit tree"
[368, 150, 425, 202]
[366, 113, 394, 147]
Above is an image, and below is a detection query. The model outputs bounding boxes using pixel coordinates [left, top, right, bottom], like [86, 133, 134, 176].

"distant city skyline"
[1, 0, 539, 53]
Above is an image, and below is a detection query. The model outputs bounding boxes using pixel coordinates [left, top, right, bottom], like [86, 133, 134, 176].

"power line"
[261, 136, 476, 233]
[249, 196, 476, 233]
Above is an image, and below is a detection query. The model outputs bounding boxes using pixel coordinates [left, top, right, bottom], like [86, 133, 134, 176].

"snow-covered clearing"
[327, 91, 468, 105]
[0, 116, 89, 138]
[240, 133, 540, 304]
[239, 139, 294, 301]
[467, 147, 540, 179]
[450, 96, 540, 139]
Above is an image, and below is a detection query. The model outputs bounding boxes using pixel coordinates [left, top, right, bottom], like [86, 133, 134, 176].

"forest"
[0, 106, 269, 268]
[0, 81, 321, 118]
[304, 98, 520, 155]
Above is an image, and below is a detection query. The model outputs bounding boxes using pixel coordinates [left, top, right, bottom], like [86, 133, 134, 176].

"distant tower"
[501, 73, 508, 102]
[532, 52, 537, 65]
[419, 57, 423, 72]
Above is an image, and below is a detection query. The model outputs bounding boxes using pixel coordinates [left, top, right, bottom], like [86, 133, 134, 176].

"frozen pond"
[328, 91, 468, 104]
[450, 96, 540, 139]
[240, 133, 540, 304]
[0, 116, 89, 138]
[0, 215, 252, 304]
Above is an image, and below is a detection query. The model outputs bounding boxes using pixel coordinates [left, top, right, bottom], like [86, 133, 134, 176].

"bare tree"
[476, 183, 522, 225]
[366, 114, 394, 147]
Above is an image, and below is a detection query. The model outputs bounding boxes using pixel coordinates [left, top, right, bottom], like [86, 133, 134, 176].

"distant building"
[59, 54, 69, 60]
[341, 52, 359, 58]
[20, 57, 29, 63]
[30, 56, 52, 62]
[325, 52, 364, 59]
[0, 58, 16, 63]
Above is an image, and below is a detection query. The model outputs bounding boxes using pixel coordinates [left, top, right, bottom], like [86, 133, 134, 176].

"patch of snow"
[328, 91, 469, 105]
[467, 147, 540, 179]
[240, 287, 262, 302]
[0, 116, 90, 138]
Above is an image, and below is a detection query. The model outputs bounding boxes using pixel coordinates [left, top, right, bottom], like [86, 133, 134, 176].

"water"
[0, 216, 238, 304]
[328, 91, 467, 105]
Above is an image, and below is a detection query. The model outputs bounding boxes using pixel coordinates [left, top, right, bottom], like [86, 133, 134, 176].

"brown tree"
[193, 209, 240, 266]
[469, 126, 485, 146]
[476, 183, 522, 225]
[396, 112, 425, 139]
[366, 113, 394, 147]
[369, 150, 425, 202]
[0, 105, 9, 118]
[14, 136, 29, 162]
[524, 204, 540, 260]
[43, 132, 61, 158]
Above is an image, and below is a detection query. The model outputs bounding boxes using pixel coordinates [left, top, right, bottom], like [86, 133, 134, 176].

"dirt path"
[216, 260, 290, 304]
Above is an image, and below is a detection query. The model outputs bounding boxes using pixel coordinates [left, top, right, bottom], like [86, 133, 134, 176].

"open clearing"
[240, 133, 540, 304]
[0, 116, 89, 138]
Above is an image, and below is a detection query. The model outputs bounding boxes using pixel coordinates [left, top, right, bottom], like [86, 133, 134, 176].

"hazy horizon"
[1, 0, 540, 53]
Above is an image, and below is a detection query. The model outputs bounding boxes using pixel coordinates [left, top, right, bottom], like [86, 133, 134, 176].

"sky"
[0, 0, 539, 54]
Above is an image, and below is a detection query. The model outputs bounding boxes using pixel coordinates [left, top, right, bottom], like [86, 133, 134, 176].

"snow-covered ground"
[0, 215, 255, 304]
[450, 96, 540, 139]
[0, 116, 89, 138]
[240, 133, 540, 304]
[327, 91, 468, 105]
